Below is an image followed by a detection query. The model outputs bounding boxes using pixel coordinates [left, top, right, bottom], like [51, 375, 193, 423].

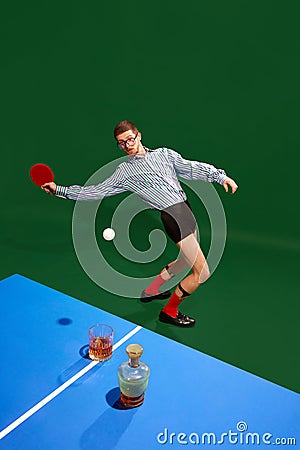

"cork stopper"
[126, 343, 143, 359]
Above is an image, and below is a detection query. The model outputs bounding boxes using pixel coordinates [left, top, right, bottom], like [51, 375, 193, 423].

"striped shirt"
[55, 147, 228, 210]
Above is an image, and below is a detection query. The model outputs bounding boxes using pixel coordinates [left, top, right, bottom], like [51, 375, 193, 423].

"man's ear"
[138, 132, 142, 140]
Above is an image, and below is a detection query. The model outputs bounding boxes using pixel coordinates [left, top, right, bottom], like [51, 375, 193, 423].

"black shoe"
[159, 310, 196, 327]
[140, 290, 171, 303]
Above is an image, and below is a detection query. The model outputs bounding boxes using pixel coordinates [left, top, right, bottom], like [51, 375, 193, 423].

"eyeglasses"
[117, 133, 138, 149]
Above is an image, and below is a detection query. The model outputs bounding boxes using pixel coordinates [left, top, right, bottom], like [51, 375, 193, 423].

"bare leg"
[143, 253, 192, 297]
[159, 229, 200, 281]
[159, 230, 209, 324]
[160, 230, 199, 279]
[159, 257, 191, 281]
[143, 230, 206, 300]
[173, 231, 210, 297]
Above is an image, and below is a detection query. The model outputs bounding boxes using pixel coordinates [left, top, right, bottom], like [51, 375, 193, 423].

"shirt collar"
[128, 147, 151, 162]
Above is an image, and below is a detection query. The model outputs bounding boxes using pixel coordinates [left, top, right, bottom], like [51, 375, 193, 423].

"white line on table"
[0, 325, 142, 440]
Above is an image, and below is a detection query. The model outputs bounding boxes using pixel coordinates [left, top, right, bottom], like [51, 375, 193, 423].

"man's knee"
[194, 265, 210, 284]
[200, 265, 210, 283]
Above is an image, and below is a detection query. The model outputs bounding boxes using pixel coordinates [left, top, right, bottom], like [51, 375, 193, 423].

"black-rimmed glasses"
[117, 133, 138, 149]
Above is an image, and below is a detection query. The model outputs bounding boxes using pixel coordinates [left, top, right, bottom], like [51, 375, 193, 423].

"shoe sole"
[158, 316, 195, 327]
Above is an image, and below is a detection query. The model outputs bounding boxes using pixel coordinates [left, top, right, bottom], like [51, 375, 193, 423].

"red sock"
[144, 274, 166, 295]
[162, 291, 184, 318]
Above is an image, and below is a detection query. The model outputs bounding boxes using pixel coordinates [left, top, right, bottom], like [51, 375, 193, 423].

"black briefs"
[160, 200, 197, 244]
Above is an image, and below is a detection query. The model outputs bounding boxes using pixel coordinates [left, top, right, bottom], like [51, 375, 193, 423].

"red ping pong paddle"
[30, 163, 54, 187]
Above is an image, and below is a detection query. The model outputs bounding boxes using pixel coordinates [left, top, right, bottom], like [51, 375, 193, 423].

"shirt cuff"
[216, 170, 228, 185]
[55, 185, 68, 198]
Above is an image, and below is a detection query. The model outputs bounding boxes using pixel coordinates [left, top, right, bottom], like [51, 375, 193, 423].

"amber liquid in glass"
[89, 336, 113, 361]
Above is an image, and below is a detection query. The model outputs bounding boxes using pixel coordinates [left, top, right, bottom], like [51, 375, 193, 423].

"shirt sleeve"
[165, 148, 228, 185]
[54, 167, 127, 201]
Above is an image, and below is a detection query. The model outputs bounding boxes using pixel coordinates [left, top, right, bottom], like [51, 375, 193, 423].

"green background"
[1, 1, 300, 392]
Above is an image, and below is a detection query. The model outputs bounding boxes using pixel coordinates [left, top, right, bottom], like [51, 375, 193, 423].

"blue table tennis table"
[0, 275, 299, 449]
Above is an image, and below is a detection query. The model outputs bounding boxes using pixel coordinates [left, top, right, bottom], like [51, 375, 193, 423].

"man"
[42, 120, 238, 327]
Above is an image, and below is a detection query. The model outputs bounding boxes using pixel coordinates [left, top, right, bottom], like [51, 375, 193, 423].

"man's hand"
[41, 182, 57, 195]
[223, 178, 238, 194]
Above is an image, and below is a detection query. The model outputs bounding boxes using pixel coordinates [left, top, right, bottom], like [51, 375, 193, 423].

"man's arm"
[165, 148, 238, 193]
[42, 167, 127, 200]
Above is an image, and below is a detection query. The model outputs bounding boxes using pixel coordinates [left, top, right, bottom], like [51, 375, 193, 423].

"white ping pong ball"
[103, 228, 115, 241]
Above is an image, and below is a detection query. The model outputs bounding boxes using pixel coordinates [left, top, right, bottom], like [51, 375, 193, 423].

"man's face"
[116, 129, 141, 155]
